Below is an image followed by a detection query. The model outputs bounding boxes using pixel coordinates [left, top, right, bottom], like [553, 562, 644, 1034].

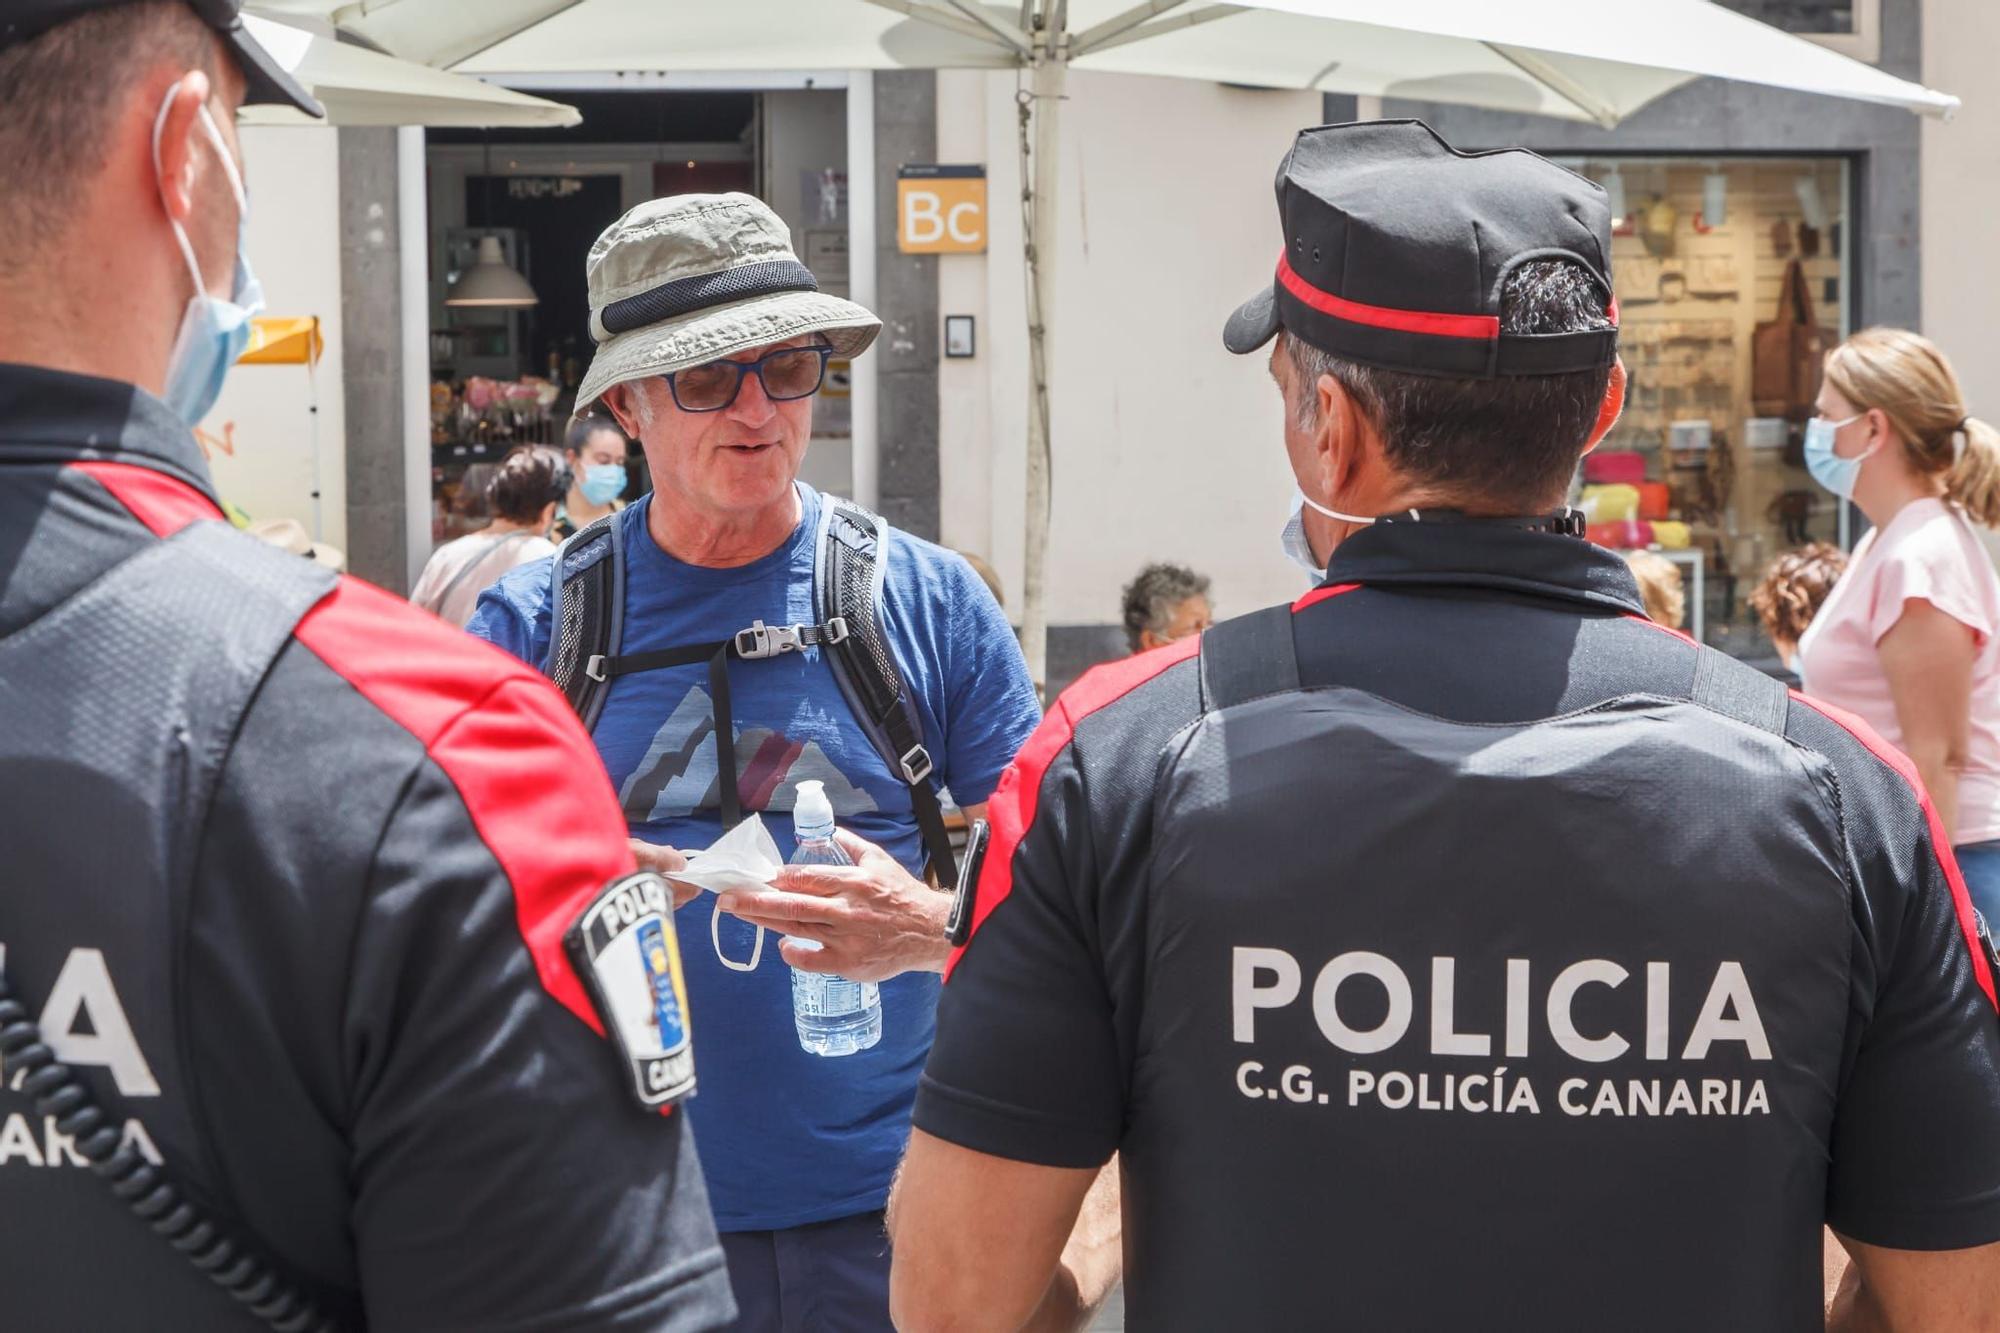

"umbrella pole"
[1019, 43, 1065, 697]
[307, 348, 323, 543]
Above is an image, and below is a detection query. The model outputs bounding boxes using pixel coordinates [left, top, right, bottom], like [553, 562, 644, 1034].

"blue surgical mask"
[1281, 492, 1326, 583]
[152, 88, 261, 426]
[580, 462, 628, 506]
[1282, 487, 1374, 584]
[1804, 413, 1874, 501]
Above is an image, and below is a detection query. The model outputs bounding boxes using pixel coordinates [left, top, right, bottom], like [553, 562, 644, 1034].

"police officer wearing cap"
[0, 4, 734, 1328]
[889, 120, 2000, 1330]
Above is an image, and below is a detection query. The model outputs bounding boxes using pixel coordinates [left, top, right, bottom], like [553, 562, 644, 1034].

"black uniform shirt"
[0, 364, 734, 1330]
[918, 516, 2000, 1331]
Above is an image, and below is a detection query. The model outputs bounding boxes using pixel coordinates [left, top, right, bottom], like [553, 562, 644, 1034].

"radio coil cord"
[0, 967, 343, 1333]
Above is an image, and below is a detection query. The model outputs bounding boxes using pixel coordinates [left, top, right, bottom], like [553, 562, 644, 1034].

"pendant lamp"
[447, 235, 537, 307]
[447, 141, 537, 308]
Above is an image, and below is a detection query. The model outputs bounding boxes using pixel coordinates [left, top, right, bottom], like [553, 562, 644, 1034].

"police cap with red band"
[1, 0, 323, 118]
[1223, 119, 1617, 379]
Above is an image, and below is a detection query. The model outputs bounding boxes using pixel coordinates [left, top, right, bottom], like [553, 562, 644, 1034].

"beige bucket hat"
[246, 517, 345, 571]
[573, 193, 880, 415]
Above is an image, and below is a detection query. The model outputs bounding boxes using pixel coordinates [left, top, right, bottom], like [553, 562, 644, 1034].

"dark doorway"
[466, 172, 625, 384]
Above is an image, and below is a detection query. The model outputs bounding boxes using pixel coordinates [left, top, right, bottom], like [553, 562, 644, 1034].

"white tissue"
[666, 814, 784, 896]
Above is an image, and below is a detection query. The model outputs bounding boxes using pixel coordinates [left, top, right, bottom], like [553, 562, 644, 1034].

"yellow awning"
[238, 316, 323, 366]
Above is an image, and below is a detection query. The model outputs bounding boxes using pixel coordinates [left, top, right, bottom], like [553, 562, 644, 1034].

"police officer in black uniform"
[0, 3, 734, 1328]
[889, 121, 2000, 1330]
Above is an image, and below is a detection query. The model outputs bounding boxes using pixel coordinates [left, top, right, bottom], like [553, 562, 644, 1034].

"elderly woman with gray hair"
[1121, 561, 1214, 654]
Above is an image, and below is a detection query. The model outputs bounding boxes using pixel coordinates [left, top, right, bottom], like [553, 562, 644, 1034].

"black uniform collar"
[0, 361, 221, 506]
[1321, 511, 1648, 616]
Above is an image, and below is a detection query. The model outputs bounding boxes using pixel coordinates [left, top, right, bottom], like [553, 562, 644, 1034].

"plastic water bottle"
[789, 780, 883, 1056]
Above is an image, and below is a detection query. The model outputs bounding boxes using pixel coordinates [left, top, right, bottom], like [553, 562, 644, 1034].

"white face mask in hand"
[1282, 487, 1374, 583]
[711, 903, 765, 972]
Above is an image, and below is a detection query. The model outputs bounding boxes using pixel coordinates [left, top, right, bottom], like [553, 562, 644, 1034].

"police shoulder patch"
[565, 872, 697, 1111]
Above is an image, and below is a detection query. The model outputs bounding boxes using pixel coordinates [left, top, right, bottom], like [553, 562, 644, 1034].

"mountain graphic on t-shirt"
[618, 685, 880, 825]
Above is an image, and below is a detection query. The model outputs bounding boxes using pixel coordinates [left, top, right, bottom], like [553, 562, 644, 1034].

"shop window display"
[1573, 157, 1851, 661]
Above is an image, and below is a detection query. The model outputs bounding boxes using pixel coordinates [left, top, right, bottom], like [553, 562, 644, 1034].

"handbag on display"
[1752, 260, 1833, 421]
[1636, 482, 1672, 520]
[1580, 483, 1641, 523]
[1587, 519, 1654, 550]
[1584, 451, 1647, 485]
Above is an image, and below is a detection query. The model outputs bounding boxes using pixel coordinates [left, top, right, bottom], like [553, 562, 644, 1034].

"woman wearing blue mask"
[554, 413, 632, 539]
[1794, 327, 2000, 921]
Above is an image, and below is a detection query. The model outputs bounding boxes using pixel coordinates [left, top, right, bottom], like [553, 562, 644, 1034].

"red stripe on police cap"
[1275, 251, 1501, 342]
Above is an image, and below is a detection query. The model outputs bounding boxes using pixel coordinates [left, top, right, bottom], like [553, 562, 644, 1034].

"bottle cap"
[793, 779, 834, 834]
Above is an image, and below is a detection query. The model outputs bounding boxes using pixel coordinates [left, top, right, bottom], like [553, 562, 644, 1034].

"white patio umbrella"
[290, 0, 1956, 683]
[237, 13, 581, 127]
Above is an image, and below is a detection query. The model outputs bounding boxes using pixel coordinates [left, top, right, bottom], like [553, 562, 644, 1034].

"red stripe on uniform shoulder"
[1792, 691, 1999, 1010]
[1293, 581, 1361, 613]
[946, 635, 1202, 980]
[1622, 611, 1696, 643]
[291, 577, 638, 1035]
[69, 460, 223, 534]
[72, 458, 640, 1056]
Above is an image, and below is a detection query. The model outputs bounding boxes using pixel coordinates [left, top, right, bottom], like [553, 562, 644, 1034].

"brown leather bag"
[1752, 260, 1831, 421]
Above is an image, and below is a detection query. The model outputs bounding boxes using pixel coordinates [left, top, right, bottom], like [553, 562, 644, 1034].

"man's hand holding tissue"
[628, 839, 702, 908]
[719, 828, 953, 982]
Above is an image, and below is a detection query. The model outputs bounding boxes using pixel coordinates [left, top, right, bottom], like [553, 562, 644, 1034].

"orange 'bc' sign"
[897, 165, 986, 254]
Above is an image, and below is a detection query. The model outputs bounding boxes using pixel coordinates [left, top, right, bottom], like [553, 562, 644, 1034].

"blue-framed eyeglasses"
[661, 344, 833, 413]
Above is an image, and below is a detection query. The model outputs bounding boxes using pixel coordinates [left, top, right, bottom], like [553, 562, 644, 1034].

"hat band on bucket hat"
[1271, 250, 1619, 379]
[595, 258, 820, 342]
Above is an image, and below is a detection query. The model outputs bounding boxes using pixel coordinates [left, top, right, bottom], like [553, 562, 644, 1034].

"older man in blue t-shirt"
[468, 194, 1040, 1328]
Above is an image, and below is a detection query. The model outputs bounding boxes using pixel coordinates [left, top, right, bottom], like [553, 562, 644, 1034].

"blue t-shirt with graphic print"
[466, 484, 1040, 1231]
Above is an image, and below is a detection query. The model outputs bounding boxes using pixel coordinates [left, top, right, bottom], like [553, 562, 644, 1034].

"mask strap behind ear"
[150, 83, 207, 301]
[711, 899, 765, 973]
[193, 105, 249, 217]
[1298, 490, 1378, 527]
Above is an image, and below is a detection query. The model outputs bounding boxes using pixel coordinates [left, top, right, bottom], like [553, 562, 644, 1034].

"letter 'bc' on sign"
[898, 165, 986, 254]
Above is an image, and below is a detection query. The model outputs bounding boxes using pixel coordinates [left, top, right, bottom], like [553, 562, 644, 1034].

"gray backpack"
[544, 496, 958, 884]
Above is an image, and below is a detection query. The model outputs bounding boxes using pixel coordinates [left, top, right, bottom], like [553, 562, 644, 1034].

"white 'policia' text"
[1229, 947, 1774, 1120]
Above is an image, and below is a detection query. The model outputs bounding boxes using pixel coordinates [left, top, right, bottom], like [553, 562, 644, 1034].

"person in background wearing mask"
[1749, 541, 1847, 682]
[556, 411, 632, 539]
[0, 3, 733, 1327]
[889, 120, 2000, 1331]
[412, 443, 570, 627]
[1795, 327, 2000, 921]
[1120, 561, 1213, 653]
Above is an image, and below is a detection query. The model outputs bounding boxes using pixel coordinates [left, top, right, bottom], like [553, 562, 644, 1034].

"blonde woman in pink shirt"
[1797, 327, 2000, 919]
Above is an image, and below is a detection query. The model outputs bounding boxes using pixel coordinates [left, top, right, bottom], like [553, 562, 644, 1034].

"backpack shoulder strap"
[1688, 644, 1790, 737]
[815, 495, 958, 885]
[546, 510, 625, 731]
[1199, 604, 1302, 713]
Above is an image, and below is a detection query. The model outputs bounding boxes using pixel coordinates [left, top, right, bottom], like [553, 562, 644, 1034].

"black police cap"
[0, 0, 323, 118]
[1224, 120, 1617, 379]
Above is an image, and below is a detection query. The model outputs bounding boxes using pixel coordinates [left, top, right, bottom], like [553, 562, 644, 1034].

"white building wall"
[1921, 0, 2000, 416]
[935, 70, 1320, 627]
[202, 125, 347, 549]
